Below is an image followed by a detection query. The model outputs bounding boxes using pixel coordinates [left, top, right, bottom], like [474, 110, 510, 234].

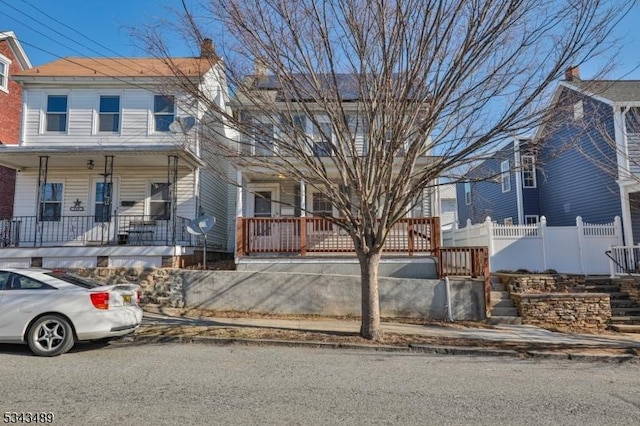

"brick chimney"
[200, 38, 215, 58]
[565, 66, 580, 81]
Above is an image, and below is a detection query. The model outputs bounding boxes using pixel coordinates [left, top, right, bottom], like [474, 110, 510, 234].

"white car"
[0, 268, 142, 356]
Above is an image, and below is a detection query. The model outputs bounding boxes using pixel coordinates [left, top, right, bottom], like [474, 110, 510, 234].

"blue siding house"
[457, 66, 640, 244]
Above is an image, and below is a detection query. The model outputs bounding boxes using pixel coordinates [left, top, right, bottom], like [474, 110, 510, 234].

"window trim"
[39, 182, 64, 222]
[153, 94, 175, 133]
[524, 215, 539, 225]
[521, 155, 537, 188]
[148, 181, 171, 220]
[0, 53, 10, 93]
[45, 94, 68, 133]
[464, 182, 471, 205]
[96, 94, 121, 133]
[504, 217, 513, 225]
[500, 160, 511, 193]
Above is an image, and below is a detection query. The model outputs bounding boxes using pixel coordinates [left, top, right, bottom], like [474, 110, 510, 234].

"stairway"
[488, 279, 522, 325]
[581, 277, 640, 333]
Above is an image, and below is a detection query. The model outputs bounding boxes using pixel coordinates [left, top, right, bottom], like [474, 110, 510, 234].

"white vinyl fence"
[442, 216, 622, 275]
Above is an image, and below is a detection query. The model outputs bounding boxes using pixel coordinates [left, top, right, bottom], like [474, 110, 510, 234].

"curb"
[118, 334, 640, 363]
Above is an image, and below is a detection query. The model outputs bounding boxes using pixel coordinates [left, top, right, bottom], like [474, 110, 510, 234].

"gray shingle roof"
[566, 80, 640, 103]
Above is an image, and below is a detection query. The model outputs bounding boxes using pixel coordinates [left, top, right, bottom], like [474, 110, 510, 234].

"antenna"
[187, 214, 216, 270]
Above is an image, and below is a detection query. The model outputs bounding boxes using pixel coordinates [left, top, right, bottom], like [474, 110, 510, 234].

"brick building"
[0, 32, 31, 218]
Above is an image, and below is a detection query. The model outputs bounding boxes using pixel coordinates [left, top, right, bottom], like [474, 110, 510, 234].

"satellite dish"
[187, 214, 215, 235]
[169, 116, 196, 134]
[187, 214, 216, 271]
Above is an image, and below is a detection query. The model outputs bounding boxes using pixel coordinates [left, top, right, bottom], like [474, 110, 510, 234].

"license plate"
[123, 294, 132, 304]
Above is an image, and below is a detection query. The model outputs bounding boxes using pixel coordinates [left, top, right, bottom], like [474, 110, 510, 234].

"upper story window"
[154, 95, 175, 132]
[501, 160, 511, 192]
[46, 95, 68, 132]
[464, 182, 471, 205]
[0, 55, 9, 92]
[521, 155, 536, 188]
[313, 116, 334, 157]
[99, 95, 120, 132]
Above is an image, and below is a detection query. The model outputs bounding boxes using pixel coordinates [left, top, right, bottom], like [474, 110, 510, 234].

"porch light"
[87, 160, 94, 170]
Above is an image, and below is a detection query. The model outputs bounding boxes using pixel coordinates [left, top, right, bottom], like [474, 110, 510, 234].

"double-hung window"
[313, 116, 333, 157]
[464, 182, 471, 205]
[521, 155, 536, 188]
[46, 95, 68, 132]
[149, 182, 170, 220]
[500, 160, 511, 192]
[40, 183, 63, 221]
[0, 55, 9, 92]
[99, 95, 120, 132]
[154, 95, 175, 132]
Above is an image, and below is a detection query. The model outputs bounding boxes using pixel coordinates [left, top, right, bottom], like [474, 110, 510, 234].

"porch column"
[620, 185, 634, 245]
[235, 170, 244, 258]
[300, 179, 307, 256]
[35, 156, 49, 246]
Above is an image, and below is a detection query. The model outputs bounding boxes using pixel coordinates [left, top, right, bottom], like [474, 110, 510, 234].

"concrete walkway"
[141, 306, 640, 351]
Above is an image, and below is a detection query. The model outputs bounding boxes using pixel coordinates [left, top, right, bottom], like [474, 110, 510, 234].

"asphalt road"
[0, 341, 639, 426]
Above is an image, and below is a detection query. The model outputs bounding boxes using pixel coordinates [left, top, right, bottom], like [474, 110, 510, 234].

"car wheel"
[27, 315, 75, 357]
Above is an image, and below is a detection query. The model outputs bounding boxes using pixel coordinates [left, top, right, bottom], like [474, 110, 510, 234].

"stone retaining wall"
[497, 273, 585, 294]
[620, 278, 640, 305]
[511, 293, 611, 330]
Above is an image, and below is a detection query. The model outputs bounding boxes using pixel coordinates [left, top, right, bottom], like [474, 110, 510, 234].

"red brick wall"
[0, 38, 26, 218]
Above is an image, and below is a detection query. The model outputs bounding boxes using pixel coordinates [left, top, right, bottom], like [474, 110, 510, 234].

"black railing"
[0, 215, 194, 248]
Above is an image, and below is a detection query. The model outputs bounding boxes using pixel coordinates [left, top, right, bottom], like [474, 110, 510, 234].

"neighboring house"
[230, 73, 439, 260]
[457, 137, 541, 226]
[456, 67, 638, 243]
[0, 40, 232, 268]
[434, 183, 458, 230]
[0, 32, 31, 218]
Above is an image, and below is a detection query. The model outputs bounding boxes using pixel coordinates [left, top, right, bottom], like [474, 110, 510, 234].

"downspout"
[444, 276, 454, 322]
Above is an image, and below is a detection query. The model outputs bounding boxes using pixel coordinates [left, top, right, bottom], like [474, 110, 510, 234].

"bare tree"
[141, 0, 631, 339]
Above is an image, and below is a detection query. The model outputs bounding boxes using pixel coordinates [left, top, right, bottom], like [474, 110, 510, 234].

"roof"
[252, 73, 360, 101]
[0, 31, 32, 70]
[14, 56, 218, 79]
[563, 80, 640, 103]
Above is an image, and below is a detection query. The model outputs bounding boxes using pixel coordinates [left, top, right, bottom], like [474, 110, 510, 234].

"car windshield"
[44, 272, 104, 289]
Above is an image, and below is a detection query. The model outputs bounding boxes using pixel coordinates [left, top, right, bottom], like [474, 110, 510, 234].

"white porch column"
[620, 185, 634, 245]
[236, 170, 243, 217]
[300, 179, 306, 217]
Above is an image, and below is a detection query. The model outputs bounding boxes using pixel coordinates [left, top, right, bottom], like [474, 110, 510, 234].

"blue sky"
[1, 0, 640, 80]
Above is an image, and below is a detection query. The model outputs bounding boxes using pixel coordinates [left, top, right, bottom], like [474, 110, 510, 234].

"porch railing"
[0, 215, 194, 247]
[237, 217, 441, 256]
[437, 246, 491, 315]
[607, 245, 640, 276]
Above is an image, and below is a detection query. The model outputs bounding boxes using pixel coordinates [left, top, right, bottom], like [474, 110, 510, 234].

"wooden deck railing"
[437, 246, 491, 314]
[237, 217, 441, 256]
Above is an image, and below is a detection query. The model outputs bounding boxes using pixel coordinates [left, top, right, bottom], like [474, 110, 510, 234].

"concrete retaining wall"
[72, 268, 485, 320]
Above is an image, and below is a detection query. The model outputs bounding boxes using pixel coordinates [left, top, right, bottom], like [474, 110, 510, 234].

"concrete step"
[582, 285, 621, 292]
[607, 292, 634, 300]
[610, 316, 640, 324]
[490, 281, 506, 292]
[609, 324, 640, 333]
[491, 299, 516, 308]
[491, 307, 518, 317]
[611, 307, 640, 316]
[611, 299, 640, 308]
[488, 316, 522, 326]
[490, 291, 510, 301]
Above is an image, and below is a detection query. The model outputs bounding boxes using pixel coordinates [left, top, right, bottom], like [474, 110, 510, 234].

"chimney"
[254, 58, 268, 78]
[200, 38, 215, 58]
[565, 66, 580, 81]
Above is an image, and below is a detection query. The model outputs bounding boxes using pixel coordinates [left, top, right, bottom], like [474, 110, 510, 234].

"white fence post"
[465, 219, 472, 246]
[540, 216, 547, 271]
[609, 245, 616, 278]
[485, 216, 494, 257]
[576, 216, 585, 275]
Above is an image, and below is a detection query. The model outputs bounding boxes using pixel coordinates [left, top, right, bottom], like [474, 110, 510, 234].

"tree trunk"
[358, 250, 382, 340]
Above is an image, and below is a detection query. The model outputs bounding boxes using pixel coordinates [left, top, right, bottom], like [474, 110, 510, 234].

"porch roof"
[0, 145, 204, 170]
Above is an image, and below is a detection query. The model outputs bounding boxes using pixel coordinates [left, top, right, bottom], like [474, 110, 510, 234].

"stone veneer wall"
[511, 293, 611, 330]
[498, 274, 586, 294]
[619, 278, 640, 305]
[71, 268, 185, 307]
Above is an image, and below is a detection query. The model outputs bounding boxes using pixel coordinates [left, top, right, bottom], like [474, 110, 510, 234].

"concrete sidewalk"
[135, 306, 640, 362]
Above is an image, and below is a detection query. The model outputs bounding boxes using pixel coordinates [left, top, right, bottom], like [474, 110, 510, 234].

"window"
[313, 117, 333, 157]
[5, 274, 55, 290]
[504, 217, 513, 225]
[464, 182, 471, 205]
[525, 215, 539, 225]
[521, 155, 536, 188]
[501, 160, 511, 192]
[573, 100, 584, 121]
[312, 192, 333, 231]
[40, 183, 63, 222]
[46, 95, 68, 132]
[254, 122, 276, 156]
[99, 95, 120, 132]
[154, 95, 175, 132]
[94, 182, 112, 223]
[0, 56, 8, 92]
[149, 182, 170, 220]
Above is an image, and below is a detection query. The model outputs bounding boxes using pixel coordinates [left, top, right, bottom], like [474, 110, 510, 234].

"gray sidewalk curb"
[118, 334, 640, 363]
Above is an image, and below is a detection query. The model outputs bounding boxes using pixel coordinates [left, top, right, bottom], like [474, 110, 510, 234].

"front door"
[85, 178, 118, 244]
[251, 189, 278, 251]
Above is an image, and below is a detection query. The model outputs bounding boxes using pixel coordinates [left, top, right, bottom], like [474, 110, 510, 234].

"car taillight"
[135, 290, 141, 306]
[90, 292, 110, 310]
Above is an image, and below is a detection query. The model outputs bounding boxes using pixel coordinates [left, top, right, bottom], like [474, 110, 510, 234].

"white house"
[0, 40, 232, 268]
